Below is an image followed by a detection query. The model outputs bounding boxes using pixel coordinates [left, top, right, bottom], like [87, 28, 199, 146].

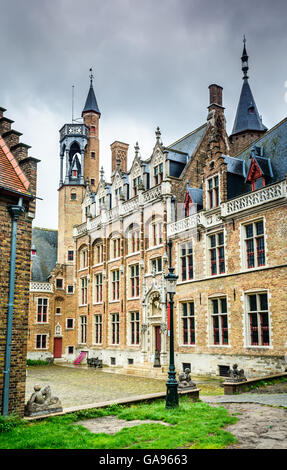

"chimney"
[208, 84, 224, 111]
[110, 141, 129, 174]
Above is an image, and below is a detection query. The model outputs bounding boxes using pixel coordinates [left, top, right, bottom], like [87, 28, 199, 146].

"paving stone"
[75, 415, 171, 434]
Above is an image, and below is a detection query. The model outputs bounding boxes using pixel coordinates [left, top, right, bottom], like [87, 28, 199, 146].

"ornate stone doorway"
[141, 284, 168, 366]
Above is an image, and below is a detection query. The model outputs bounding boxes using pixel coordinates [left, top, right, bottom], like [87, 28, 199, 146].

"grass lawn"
[0, 397, 238, 449]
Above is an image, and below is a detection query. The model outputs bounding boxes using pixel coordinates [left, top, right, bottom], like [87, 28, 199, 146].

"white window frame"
[209, 296, 229, 346]
[36, 297, 49, 324]
[241, 219, 266, 270]
[244, 291, 271, 348]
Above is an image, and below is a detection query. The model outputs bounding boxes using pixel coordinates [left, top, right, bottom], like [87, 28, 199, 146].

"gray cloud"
[1, 0, 287, 228]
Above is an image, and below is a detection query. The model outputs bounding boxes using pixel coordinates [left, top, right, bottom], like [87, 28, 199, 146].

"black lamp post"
[164, 239, 179, 409]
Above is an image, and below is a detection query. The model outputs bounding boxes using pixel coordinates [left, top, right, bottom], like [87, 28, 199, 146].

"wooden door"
[155, 326, 161, 353]
[53, 337, 62, 358]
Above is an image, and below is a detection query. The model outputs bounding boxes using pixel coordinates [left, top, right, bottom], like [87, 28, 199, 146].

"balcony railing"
[30, 282, 54, 293]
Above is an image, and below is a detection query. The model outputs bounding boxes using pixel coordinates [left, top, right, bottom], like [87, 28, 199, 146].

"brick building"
[28, 42, 287, 378]
[0, 107, 38, 416]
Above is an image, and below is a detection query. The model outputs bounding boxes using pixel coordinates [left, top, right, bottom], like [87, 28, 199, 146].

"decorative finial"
[241, 35, 249, 80]
[134, 141, 140, 158]
[155, 126, 161, 143]
[100, 166, 104, 181]
[89, 67, 94, 86]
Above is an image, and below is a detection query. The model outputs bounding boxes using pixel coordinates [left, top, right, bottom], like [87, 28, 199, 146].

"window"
[133, 176, 141, 196]
[130, 230, 140, 253]
[80, 277, 88, 305]
[209, 232, 225, 275]
[115, 187, 123, 202]
[94, 315, 102, 344]
[246, 293, 269, 346]
[207, 176, 219, 209]
[111, 313, 120, 345]
[80, 316, 87, 344]
[181, 302, 195, 345]
[244, 221, 265, 269]
[67, 285, 74, 294]
[55, 307, 61, 315]
[94, 243, 103, 264]
[111, 270, 120, 301]
[130, 264, 139, 297]
[56, 278, 63, 289]
[152, 221, 163, 247]
[111, 238, 120, 259]
[180, 242, 193, 281]
[68, 250, 74, 261]
[99, 196, 105, 210]
[37, 298, 48, 323]
[211, 297, 228, 345]
[130, 312, 140, 345]
[71, 192, 77, 200]
[94, 273, 103, 303]
[66, 318, 74, 329]
[68, 346, 74, 354]
[154, 163, 163, 185]
[91, 178, 95, 185]
[151, 257, 162, 274]
[80, 248, 88, 269]
[91, 151, 95, 159]
[36, 334, 47, 349]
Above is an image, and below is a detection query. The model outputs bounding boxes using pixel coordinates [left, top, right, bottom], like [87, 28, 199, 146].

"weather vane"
[89, 67, 94, 85]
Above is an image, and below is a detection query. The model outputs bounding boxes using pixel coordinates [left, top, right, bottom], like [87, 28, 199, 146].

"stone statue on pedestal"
[178, 368, 196, 389]
[226, 364, 247, 382]
[25, 385, 63, 416]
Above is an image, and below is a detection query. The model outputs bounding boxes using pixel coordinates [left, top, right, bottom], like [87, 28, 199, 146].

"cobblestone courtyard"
[25, 365, 287, 449]
[25, 365, 166, 408]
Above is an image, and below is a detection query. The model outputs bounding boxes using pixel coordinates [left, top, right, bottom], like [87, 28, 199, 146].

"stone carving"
[178, 368, 196, 389]
[87, 357, 103, 368]
[153, 349, 161, 368]
[226, 364, 247, 382]
[25, 385, 63, 416]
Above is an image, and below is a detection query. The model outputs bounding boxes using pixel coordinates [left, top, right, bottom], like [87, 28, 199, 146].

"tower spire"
[82, 67, 101, 117]
[229, 38, 267, 154]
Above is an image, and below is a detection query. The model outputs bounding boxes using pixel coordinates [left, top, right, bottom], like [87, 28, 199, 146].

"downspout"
[2, 197, 25, 416]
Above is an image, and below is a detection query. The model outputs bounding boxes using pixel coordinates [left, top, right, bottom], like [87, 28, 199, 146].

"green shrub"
[26, 359, 50, 366]
[0, 414, 24, 433]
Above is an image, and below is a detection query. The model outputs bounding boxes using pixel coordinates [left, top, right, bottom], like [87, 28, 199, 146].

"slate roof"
[31, 228, 58, 282]
[186, 186, 203, 207]
[165, 124, 208, 178]
[0, 134, 31, 197]
[223, 155, 246, 178]
[235, 116, 287, 184]
[167, 123, 207, 157]
[82, 83, 101, 116]
[231, 79, 267, 136]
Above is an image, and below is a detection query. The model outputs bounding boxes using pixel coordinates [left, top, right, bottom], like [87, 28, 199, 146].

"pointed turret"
[82, 68, 101, 117]
[229, 38, 267, 155]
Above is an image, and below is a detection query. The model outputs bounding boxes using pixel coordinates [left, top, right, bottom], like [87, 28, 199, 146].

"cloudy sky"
[1, 0, 287, 229]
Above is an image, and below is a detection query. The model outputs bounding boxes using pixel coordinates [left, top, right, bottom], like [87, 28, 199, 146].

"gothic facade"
[28, 43, 287, 378]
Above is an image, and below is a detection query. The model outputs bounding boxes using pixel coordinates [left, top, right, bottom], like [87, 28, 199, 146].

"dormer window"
[184, 192, 196, 217]
[246, 158, 266, 191]
[154, 163, 163, 185]
[207, 176, 219, 209]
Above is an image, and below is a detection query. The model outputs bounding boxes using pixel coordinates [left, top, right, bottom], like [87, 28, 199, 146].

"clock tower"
[57, 71, 101, 264]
